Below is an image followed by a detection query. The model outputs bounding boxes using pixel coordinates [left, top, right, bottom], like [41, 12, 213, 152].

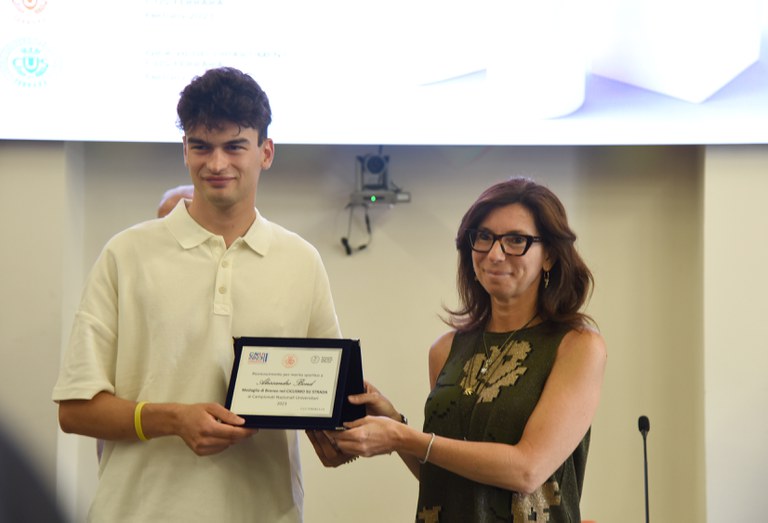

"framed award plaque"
[224, 337, 366, 430]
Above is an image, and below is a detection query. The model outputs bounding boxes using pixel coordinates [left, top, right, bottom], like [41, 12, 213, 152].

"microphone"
[638, 415, 649, 436]
[638, 415, 650, 523]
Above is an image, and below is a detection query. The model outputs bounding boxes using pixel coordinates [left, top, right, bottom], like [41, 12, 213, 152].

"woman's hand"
[307, 381, 409, 466]
[348, 381, 401, 421]
[327, 415, 404, 458]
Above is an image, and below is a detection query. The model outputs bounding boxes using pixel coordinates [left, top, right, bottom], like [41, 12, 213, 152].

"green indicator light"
[370, 195, 377, 202]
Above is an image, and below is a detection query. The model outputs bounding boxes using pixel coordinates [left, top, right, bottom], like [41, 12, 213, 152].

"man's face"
[182, 123, 274, 211]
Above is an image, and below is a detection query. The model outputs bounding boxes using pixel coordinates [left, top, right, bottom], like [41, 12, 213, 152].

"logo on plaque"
[282, 354, 298, 368]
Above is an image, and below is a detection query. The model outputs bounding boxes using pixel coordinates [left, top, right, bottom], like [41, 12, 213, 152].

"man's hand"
[305, 430, 358, 468]
[173, 403, 257, 456]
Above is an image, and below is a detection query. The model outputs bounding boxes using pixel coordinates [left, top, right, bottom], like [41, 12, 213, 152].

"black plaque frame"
[224, 337, 365, 430]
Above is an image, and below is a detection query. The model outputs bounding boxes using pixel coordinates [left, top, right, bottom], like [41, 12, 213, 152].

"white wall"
[0, 141, 80, 499]
[703, 146, 768, 521]
[2, 140, 766, 522]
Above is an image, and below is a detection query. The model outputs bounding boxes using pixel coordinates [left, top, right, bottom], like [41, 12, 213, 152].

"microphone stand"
[638, 415, 650, 523]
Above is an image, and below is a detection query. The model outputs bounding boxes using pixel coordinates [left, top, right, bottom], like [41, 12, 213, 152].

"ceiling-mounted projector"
[349, 152, 411, 206]
[349, 188, 412, 205]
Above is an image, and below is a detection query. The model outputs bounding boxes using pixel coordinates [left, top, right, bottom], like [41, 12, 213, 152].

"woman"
[313, 177, 606, 522]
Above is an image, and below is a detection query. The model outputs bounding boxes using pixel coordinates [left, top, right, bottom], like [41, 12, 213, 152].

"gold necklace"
[463, 314, 537, 396]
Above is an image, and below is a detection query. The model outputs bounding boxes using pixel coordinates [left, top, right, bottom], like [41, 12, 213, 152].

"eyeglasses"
[467, 229, 543, 256]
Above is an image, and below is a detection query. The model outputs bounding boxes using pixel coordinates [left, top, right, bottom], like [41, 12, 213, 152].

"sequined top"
[417, 322, 590, 523]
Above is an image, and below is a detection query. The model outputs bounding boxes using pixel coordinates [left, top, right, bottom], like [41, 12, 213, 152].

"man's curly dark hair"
[176, 67, 272, 145]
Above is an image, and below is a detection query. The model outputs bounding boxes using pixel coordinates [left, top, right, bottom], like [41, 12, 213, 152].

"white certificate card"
[229, 346, 342, 417]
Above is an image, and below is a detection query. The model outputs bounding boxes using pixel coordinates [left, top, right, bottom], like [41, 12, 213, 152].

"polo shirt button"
[218, 286, 227, 294]
[222, 260, 230, 268]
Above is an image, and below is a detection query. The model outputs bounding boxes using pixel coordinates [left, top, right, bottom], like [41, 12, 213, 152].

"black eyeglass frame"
[467, 229, 543, 256]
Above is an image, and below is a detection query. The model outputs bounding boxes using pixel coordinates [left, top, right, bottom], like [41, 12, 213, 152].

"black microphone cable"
[341, 203, 371, 256]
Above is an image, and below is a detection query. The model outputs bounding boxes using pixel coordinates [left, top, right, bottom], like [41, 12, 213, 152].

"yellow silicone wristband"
[134, 401, 150, 441]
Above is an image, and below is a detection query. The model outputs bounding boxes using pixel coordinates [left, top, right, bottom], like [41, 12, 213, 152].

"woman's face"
[471, 203, 551, 307]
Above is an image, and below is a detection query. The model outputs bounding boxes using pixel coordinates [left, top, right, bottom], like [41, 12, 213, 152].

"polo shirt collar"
[164, 200, 271, 256]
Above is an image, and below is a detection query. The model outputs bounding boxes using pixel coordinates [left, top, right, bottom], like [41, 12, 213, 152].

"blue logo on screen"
[1, 40, 50, 88]
[12, 46, 48, 79]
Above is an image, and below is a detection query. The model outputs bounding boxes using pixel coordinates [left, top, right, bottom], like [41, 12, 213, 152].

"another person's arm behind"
[157, 184, 193, 218]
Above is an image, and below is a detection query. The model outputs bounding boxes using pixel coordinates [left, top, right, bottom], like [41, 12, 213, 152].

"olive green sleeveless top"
[417, 322, 590, 523]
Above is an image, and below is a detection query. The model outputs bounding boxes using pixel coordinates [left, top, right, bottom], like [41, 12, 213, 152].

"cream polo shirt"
[53, 201, 341, 523]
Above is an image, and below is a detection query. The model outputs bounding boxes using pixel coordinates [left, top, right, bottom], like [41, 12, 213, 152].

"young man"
[53, 67, 341, 522]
